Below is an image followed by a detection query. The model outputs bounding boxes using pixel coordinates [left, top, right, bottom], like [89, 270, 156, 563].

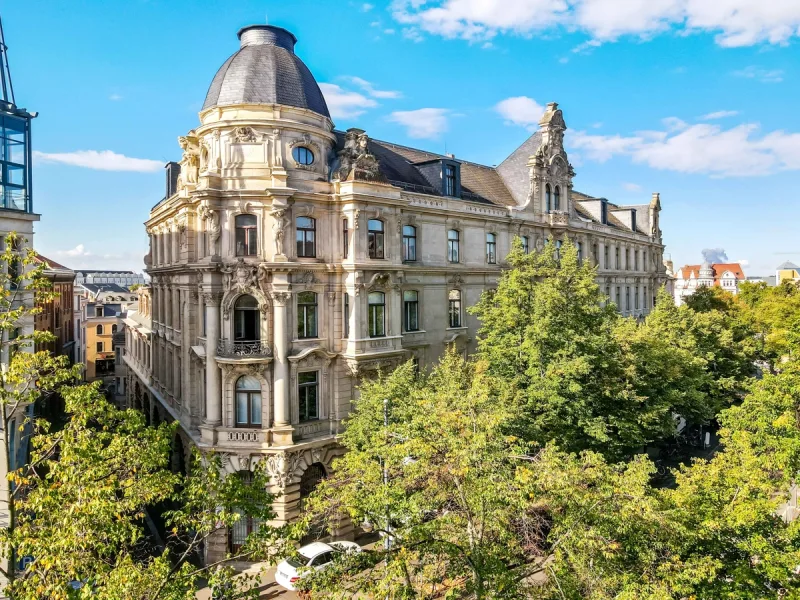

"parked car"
[275, 541, 361, 591]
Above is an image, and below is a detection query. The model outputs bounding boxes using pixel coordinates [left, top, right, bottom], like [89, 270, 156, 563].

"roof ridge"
[363, 134, 500, 172]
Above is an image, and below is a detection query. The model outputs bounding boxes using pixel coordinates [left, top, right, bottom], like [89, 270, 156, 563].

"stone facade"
[123, 24, 669, 561]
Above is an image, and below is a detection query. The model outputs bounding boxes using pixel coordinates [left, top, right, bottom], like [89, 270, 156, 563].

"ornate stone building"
[123, 24, 668, 558]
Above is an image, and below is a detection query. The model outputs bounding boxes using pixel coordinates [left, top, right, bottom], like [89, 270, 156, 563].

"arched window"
[368, 219, 385, 259]
[299, 463, 327, 543]
[233, 295, 260, 343]
[297, 292, 318, 338]
[111, 324, 118, 334]
[545, 184, 552, 212]
[486, 232, 497, 264]
[403, 290, 419, 332]
[447, 229, 460, 263]
[368, 292, 385, 338]
[296, 216, 316, 258]
[554, 186, 561, 211]
[235, 214, 257, 256]
[402, 225, 417, 262]
[96, 324, 103, 335]
[235, 375, 262, 427]
[448, 290, 462, 328]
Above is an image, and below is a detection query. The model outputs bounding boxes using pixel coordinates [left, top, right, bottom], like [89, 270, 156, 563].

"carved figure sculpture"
[271, 209, 289, 256]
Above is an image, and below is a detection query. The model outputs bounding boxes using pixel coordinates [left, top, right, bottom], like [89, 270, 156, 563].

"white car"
[275, 540, 362, 591]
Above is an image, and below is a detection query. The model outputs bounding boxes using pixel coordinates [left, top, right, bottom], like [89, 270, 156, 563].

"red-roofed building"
[674, 260, 746, 305]
[33, 253, 76, 361]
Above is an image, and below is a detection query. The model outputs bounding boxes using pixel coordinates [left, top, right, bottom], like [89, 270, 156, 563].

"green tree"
[470, 239, 697, 458]
[305, 352, 551, 599]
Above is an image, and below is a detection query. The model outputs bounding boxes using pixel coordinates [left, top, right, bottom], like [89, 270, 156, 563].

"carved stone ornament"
[354, 210, 361, 230]
[295, 270, 317, 288]
[178, 134, 200, 186]
[271, 209, 289, 256]
[334, 128, 387, 183]
[234, 126, 258, 143]
[449, 274, 465, 287]
[264, 451, 304, 488]
[237, 455, 251, 471]
[327, 291, 336, 306]
[271, 291, 292, 306]
[221, 258, 258, 293]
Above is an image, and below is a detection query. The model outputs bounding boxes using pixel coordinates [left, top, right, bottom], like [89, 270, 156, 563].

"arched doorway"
[300, 462, 327, 543]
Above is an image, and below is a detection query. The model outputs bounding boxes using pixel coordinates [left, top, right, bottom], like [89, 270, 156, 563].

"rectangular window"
[520, 236, 529, 254]
[96, 341, 103, 352]
[635, 286, 640, 309]
[447, 230, 460, 263]
[444, 164, 456, 196]
[368, 292, 386, 338]
[297, 292, 318, 339]
[235, 214, 258, 256]
[296, 217, 316, 258]
[604, 245, 609, 269]
[576, 242, 583, 263]
[403, 290, 419, 332]
[486, 233, 497, 264]
[342, 218, 349, 258]
[644, 252, 647, 270]
[298, 372, 319, 422]
[615, 247, 620, 270]
[367, 220, 385, 259]
[625, 286, 631, 310]
[635, 250, 639, 271]
[615, 286, 621, 308]
[402, 225, 417, 262]
[555, 240, 563, 261]
[625, 248, 630, 270]
[343, 293, 350, 338]
[448, 290, 462, 328]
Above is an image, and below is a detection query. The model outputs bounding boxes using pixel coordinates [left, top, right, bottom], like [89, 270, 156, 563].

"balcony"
[216, 339, 273, 360]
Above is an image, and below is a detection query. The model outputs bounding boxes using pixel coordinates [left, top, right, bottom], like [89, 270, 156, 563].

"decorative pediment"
[288, 346, 337, 368]
[357, 271, 403, 295]
[220, 259, 271, 319]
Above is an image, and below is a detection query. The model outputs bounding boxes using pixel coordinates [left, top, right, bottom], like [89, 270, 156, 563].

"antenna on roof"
[0, 16, 16, 106]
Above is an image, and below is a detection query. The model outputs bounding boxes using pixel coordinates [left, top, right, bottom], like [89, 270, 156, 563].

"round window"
[292, 146, 314, 165]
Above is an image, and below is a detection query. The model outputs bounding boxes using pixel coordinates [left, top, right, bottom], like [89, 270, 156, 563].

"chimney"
[165, 162, 180, 198]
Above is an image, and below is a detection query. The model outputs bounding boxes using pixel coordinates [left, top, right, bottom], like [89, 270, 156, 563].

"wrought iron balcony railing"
[216, 339, 273, 358]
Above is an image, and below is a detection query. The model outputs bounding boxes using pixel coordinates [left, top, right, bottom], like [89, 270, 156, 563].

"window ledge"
[402, 329, 426, 335]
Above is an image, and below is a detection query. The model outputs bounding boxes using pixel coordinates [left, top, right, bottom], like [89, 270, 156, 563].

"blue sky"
[5, 0, 800, 275]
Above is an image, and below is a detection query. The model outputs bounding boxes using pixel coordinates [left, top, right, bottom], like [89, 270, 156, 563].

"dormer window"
[444, 164, 456, 197]
[600, 200, 608, 224]
[630, 209, 637, 232]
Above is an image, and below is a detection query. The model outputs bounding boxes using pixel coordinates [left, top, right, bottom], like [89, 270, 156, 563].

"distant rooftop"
[79, 283, 136, 295]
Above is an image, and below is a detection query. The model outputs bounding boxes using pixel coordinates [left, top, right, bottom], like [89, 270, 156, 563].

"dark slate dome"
[202, 25, 330, 118]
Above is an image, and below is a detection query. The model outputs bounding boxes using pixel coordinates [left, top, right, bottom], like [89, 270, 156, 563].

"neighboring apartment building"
[33, 254, 76, 361]
[74, 269, 146, 288]
[77, 283, 137, 389]
[123, 24, 669, 559]
[674, 261, 746, 305]
[776, 261, 800, 285]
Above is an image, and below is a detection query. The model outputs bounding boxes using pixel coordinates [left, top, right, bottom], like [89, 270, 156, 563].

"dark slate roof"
[333, 131, 517, 207]
[202, 25, 330, 118]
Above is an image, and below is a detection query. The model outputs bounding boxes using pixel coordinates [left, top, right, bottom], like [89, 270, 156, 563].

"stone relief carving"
[449, 274, 465, 287]
[177, 134, 200, 186]
[353, 210, 361, 230]
[271, 291, 292, 306]
[334, 128, 387, 183]
[270, 209, 289, 256]
[295, 270, 317, 288]
[327, 292, 336, 306]
[264, 451, 304, 488]
[234, 126, 258, 143]
[177, 214, 188, 248]
[221, 258, 258, 293]
[237, 455, 251, 471]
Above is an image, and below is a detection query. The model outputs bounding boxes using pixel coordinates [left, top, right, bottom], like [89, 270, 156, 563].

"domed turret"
[202, 25, 330, 119]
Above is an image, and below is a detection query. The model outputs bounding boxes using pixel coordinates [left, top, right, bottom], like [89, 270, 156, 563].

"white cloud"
[402, 27, 425, 42]
[622, 182, 643, 191]
[494, 96, 545, 130]
[391, 0, 800, 48]
[736, 258, 751, 267]
[568, 118, 800, 177]
[389, 108, 451, 139]
[56, 244, 92, 258]
[33, 150, 162, 172]
[343, 76, 403, 99]
[319, 83, 378, 119]
[384, 28, 397, 34]
[733, 66, 784, 83]
[700, 110, 739, 120]
[109, 93, 123, 101]
[362, 3, 374, 11]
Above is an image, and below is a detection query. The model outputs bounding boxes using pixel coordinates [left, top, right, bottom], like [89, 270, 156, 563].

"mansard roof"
[333, 131, 517, 206]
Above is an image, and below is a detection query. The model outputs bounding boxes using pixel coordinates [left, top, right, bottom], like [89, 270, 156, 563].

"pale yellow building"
[123, 24, 669, 560]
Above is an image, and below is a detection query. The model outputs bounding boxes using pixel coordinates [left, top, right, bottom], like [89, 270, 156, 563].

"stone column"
[171, 221, 179, 266]
[202, 292, 222, 436]
[271, 291, 293, 445]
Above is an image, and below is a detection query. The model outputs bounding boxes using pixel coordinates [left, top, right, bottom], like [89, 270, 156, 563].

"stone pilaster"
[271, 291, 293, 445]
